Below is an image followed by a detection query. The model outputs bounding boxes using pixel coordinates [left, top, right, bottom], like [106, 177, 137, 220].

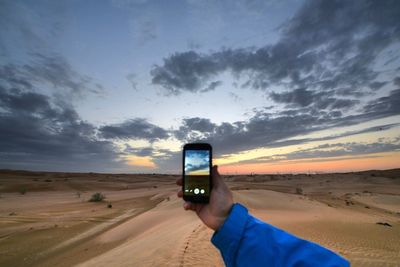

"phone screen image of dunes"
[184, 150, 210, 196]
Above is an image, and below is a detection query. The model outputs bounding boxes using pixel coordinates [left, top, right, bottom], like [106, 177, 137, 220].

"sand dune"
[0, 169, 399, 266]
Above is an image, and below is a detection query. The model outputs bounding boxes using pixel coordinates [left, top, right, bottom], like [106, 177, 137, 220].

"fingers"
[183, 201, 191, 210]
[176, 177, 184, 199]
[177, 190, 183, 198]
[183, 201, 196, 211]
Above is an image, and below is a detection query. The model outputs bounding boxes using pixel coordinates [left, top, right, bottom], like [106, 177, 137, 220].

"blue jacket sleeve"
[211, 203, 349, 267]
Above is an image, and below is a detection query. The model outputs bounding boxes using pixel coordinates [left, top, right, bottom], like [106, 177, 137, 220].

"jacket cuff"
[211, 203, 249, 263]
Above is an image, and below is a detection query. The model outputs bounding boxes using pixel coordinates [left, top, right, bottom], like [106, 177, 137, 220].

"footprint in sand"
[180, 224, 224, 267]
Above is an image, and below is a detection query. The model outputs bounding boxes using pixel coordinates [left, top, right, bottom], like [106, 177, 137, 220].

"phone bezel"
[182, 143, 212, 203]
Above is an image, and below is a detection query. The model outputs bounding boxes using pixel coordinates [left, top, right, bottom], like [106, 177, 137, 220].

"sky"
[185, 150, 210, 176]
[0, 0, 399, 174]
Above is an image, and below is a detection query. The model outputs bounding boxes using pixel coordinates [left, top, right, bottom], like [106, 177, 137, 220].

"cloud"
[23, 53, 95, 95]
[0, 55, 166, 171]
[0, 64, 33, 90]
[393, 77, 400, 87]
[369, 81, 388, 90]
[99, 118, 169, 141]
[287, 141, 400, 160]
[150, 0, 400, 96]
[270, 88, 315, 107]
[269, 88, 360, 110]
[202, 81, 222, 93]
[185, 150, 209, 174]
[185, 162, 209, 174]
[0, 53, 103, 98]
[150, 51, 223, 95]
[0, 88, 122, 172]
[123, 145, 153, 157]
[174, 117, 217, 140]
[0, 67, 168, 171]
[363, 89, 400, 116]
[174, 88, 400, 156]
[232, 139, 400, 165]
[151, 150, 181, 173]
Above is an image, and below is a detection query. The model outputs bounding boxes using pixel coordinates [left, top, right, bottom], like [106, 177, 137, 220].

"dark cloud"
[185, 162, 209, 174]
[232, 140, 400, 165]
[0, 88, 122, 172]
[151, 51, 223, 95]
[269, 88, 359, 110]
[175, 88, 400, 156]
[151, 0, 400, 97]
[369, 81, 387, 90]
[394, 77, 400, 87]
[0, 64, 33, 90]
[149, 0, 400, 163]
[330, 99, 360, 110]
[202, 81, 222, 93]
[363, 89, 400, 116]
[270, 88, 315, 107]
[175, 117, 218, 141]
[123, 145, 154, 157]
[0, 86, 170, 171]
[99, 118, 169, 141]
[253, 123, 400, 151]
[0, 54, 164, 171]
[179, 117, 216, 132]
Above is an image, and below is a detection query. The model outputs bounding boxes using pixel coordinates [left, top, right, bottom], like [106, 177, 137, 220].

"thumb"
[211, 165, 222, 188]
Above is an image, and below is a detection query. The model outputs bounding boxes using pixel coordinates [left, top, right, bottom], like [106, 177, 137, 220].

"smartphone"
[182, 143, 212, 203]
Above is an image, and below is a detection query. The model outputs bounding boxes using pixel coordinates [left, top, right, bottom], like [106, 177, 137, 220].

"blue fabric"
[211, 203, 350, 267]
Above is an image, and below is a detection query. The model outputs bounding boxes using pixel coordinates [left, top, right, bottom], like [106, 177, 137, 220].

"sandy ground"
[0, 169, 399, 267]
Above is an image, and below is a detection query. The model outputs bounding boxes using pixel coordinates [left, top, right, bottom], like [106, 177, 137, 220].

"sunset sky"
[1, 0, 399, 173]
[185, 150, 210, 176]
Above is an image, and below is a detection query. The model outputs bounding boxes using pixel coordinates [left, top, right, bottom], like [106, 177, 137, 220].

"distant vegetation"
[19, 187, 27, 195]
[89, 192, 106, 202]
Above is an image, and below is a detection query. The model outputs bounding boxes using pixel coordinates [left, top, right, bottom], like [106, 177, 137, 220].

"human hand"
[177, 165, 233, 231]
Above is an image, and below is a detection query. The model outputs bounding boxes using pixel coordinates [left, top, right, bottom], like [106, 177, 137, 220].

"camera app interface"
[184, 150, 210, 197]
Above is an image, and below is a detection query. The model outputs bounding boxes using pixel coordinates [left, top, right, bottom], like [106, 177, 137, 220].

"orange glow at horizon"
[217, 152, 400, 174]
[187, 169, 209, 175]
[126, 155, 156, 168]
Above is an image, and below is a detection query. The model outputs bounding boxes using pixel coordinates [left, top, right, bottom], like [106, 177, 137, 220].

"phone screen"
[184, 149, 211, 198]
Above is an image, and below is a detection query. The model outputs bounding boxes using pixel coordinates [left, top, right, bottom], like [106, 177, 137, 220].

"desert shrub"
[107, 203, 112, 208]
[295, 187, 303, 195]
[89, 192, 106, 202]
[19, 187, 27, 195]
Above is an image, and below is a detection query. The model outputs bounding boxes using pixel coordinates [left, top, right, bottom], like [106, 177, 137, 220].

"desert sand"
[0, 169, 399, 267]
